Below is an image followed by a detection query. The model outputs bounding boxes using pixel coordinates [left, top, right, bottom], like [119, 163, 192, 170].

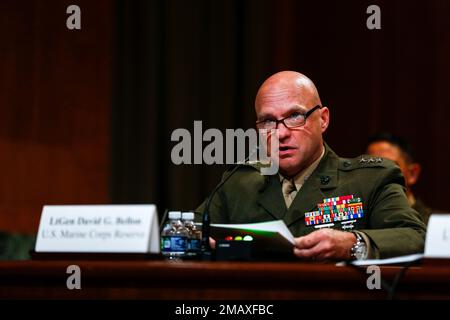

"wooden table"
[0, 260, 449, 299]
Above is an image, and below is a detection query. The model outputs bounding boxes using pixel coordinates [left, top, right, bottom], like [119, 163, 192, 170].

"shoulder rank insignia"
[359, 157, 383, 164]
[304, 195, 364, 230]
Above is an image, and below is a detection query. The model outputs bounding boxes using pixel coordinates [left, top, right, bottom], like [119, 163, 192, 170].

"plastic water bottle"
[182, 211, 201, 259]
[161, 211, 188, 260]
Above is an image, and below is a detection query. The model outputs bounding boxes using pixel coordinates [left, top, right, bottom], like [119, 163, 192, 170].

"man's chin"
[279, 161, 301, 177]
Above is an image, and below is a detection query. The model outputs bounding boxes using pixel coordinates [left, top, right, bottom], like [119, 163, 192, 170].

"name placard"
[35, 205, 159, 253]
[425, 214, 450, 258]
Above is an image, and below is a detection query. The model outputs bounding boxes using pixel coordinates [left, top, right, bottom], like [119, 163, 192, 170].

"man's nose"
[276, 122, 291, 140]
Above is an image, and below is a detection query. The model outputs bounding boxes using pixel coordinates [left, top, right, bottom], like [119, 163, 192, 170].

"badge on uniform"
[304, 195, 364, 230]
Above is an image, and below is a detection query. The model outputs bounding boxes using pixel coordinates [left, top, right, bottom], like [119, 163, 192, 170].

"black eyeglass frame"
[255, 105, 322, 129]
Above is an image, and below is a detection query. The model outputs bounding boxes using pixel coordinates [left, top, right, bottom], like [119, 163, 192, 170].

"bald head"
[254, 71, 329, 177]
[255, 71, 322, 114]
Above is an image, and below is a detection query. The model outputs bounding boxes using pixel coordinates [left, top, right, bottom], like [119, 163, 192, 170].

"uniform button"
[320, 176, 331, 185]
[343, 161, 351, 167]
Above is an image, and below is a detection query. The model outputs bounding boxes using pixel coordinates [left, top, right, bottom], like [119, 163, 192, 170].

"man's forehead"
[257, 103, 308, 117]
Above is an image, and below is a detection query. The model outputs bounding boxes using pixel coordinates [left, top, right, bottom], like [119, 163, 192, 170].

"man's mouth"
[279, 145, 295, 151]
[278, 145, 297, 157]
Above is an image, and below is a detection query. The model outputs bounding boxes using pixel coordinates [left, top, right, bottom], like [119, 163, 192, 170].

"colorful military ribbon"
[304, 195, 364, 226]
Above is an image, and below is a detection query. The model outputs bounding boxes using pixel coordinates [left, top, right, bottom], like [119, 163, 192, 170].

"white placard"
[35, 205, 159, 253]
[424, 214, 450, 258]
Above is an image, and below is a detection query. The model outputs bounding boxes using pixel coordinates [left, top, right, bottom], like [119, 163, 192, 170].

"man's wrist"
[350, 231, 368, 260]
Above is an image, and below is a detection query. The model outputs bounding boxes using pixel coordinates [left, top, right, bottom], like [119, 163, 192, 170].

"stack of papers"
[210, 220, 295, 257]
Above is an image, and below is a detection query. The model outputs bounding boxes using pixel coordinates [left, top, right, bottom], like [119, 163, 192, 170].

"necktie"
[282, 178, 297, 208]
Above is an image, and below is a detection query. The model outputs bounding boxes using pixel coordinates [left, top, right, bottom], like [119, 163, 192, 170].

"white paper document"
[208, 220, 295, 257]
[337, 253, 425, 267]
[211, 220, 295, 244]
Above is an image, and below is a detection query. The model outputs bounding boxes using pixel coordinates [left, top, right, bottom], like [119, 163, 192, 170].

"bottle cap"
[182, 212, 195, 220]
[168, 211, 182, 219]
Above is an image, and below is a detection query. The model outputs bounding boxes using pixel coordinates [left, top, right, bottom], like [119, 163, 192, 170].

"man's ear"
[320, 106, 330, 132]
[406, 163, 421, 186]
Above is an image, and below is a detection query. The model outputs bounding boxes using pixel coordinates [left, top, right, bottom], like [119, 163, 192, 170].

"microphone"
[201, 147, 260, 260]
[159, 208, 169, 232]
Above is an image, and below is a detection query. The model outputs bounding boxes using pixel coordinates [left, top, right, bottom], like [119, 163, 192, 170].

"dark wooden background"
[1, 0, 449, 233]
[0, 0, 111, 233]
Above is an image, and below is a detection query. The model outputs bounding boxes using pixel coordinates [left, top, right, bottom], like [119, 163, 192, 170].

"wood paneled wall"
[0, 0, 112, 233]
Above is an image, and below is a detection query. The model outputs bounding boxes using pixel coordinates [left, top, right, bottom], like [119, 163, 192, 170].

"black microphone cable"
[200, 146, 261, 260]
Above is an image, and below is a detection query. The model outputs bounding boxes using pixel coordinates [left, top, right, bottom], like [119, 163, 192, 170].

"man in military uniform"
[198, 71, 426, 260]
[366, 132, 432, 225]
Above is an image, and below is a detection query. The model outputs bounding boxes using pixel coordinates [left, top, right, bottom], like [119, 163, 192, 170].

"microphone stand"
[201, 147, 259, 260]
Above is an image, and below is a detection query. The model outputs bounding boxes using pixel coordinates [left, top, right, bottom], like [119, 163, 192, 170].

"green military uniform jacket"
[413, 198, 433, 226]
[197, 143, 426, 258]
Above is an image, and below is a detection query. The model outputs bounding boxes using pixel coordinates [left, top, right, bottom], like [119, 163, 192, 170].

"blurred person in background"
[367, 132, 432, 225]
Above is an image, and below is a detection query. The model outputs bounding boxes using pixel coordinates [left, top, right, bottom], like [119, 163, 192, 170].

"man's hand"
[293, 229, 356, 261]
[209, 237, 216, 249]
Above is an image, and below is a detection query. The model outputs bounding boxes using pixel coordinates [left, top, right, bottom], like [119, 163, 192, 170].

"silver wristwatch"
[350, 232, 368, 260]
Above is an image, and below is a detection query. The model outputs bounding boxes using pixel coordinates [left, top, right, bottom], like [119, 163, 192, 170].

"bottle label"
[187, 238, 201, 253]
[161, 235, 187, 253]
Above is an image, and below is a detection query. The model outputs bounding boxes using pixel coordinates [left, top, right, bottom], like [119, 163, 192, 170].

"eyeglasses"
[255, 105, 322, 130]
